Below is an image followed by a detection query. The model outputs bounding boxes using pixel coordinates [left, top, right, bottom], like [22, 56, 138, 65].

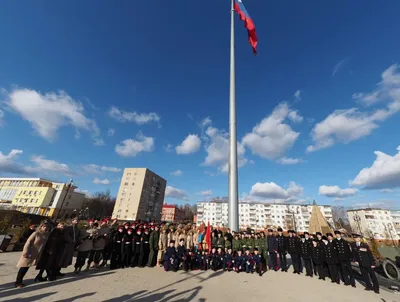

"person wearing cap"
[300, 233, 313, 277]
[157, 225, 168, 267]
[176, 239, 187, 271]
[351, 234, 379, 294]
[322, 233, 340, 284]
[253, 248, 263, 276]
[311, 239, 325, 280]
[110, 226, 124, 269]
[88, 219, 94, 229]
[223, 247, 234, 271]
[243, 248, 253, 273]
[276, 227, 288, 272]
[75, 222, 96, 273]
[130, 228, 142, 267]
[147, 225, 160, 267]
[235, 249, 244, 273]
[99, 219, 113, 268]
[333, 230, 355, 287]
[287, 230, 301, 274]
[267, 229, 279, 271]
[58, 217, 80, 275]
[121, 227, 133, 268]
[138, 227, 151, 267]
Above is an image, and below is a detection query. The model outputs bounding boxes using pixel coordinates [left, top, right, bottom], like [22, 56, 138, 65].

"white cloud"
[82, 164, 121, 174]
[107, 128, 115, 136]
[294, 90, 301, 101]
[5, 88, 102, 145]
[242, 103, 301, 159]
[115, 133, 154, 157]
[308, 64, 400, 152]
[170, 170, 183, 176]
[319, 185, 358, 198]
[276, 157, 304, 165]
[176, 134, 201, 155]
[26, 156, 72, 176]
[0, 109, 4, 126]
[0, 149, 26, 174]
[332, 58, 348, 77]
[250, 181, 304, 200]
[381, 188, 393, 193]
[93, 138, 105, 146]
[165, 185, 189, 201]
[108, 106, 160, 125]
[164, 144, 173, 153]
[202, 125, 247, 172]
[288, 110, 303, 123]
[200, 117, 212, 128]
[199, 190, 212, 196]
[350, 146, 400, 189]
[93, 178, 110, 185]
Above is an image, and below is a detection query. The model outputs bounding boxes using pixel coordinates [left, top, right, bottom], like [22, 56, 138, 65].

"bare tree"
[82, 190, 116, 219]
[332, 206, 351, 232]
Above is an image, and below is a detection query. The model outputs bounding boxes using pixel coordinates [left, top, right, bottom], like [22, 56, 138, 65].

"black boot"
[15, 268, 27, 288]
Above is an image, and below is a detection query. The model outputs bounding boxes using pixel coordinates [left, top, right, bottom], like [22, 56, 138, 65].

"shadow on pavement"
[103, 286, 204, 302]
[54, 292, 96, 302]
[1, 291, 56, 302]
[0, 271, 115, 299]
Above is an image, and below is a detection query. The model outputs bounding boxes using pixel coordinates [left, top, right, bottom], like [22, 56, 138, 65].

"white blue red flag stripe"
[234, 0, 258, 54]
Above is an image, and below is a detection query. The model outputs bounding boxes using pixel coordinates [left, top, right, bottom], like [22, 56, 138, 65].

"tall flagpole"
[228, 0, 239, 232]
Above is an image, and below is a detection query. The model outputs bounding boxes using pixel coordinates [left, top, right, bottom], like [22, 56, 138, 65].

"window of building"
[124, 183, 128, 186]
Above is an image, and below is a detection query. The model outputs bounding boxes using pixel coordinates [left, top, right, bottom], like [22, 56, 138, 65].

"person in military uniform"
[121, 228, 133, 268]
[224, 234, 231, 252]
[267, 229, 279, 271]
[312, 232, 322, 275]
[240, 233, 247, 251]
[147, 225, 160, 267]
[224, 248, 234, 271]
[311, 239, 325, 280]
[276, 228, 288, 272]
[287, 230, 301, 274]
[253, 248, 263, 276]
[138, 228, 151, 267]
[246, 233, 255, 253]
[334, 230, 355, 287]
[299, 233, 313, 277]
[243, 249, 253, 273]
[163, 240, 177, 272]
[110, 226, 124, 269]
[130, 228, 142, 267]
[322, 233, 340, 284]
[260, 232, 268, 271]
[232, 234, 241, 252]
[352, 234, 379, 294]
[235, 250, 244, 273]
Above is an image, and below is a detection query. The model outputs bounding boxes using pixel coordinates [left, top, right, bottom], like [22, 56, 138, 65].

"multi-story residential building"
[0, 178, 85, 219]
[196, 199, 334, 232]
[391, 210, 400, 237]
[347, 208, 399, 240]
[161, 204, 185, 222]
[112, 168, 166, 221]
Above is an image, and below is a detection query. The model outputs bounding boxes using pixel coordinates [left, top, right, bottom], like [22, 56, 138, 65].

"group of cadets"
[63, 218, 380, 295]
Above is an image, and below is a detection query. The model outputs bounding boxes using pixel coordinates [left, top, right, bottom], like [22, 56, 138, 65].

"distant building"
[347, 208, 399, 240]
[391, 210, 400, 238]
[196, 199, 334, 232]
[112, 168, 167, 221]
[0, 178, 85, 219]
[161, 204, 185, 222]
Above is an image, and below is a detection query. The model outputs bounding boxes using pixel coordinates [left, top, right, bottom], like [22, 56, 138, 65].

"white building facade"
[196, 200, 334, 232]
[347, 208, 400, 240]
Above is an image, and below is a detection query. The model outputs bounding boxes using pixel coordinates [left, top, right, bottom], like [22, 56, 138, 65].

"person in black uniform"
[352, 234, 379, 294]
[121, 228, 133, 268]
[300, 233, 313, 277]
[267, 229, 279, 271]
[322, 233, 340, 284]
[176, 239, 186, 271]
[276, 227, 288, 272]
[311, 239, 325, 280]
[287, 230, 301, 274]
[110, 226, 124, 269]
[163, 240, 177, 272]
[313, 232, 322, 275]
[138, 228, 150, 267]
[130, 228, 142, 267]
[334, 230, 356, 287]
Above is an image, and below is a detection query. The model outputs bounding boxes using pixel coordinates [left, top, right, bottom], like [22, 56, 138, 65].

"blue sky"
[1, 1, 400, 209]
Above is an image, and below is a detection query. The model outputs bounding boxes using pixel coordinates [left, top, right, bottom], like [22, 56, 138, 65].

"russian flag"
[234, 0, 258, 54]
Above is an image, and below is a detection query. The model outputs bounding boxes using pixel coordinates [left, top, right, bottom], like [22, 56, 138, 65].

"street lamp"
[54, 179, 73, 222]
[353, 213, 362, 235]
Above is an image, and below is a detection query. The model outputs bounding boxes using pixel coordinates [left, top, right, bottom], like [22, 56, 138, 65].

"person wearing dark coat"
[311, 239, 325, 280]
[334, 230, 356, 287]
[276, 228, 288, 272]
[267, 229, 279, 271]
[19, 225, 36, 244]
[299, 233, 313, 277]
[287, 230, 301, 274]
[138, 229, 151, 267]
[322, 233, 340, 284]
[352, 235, 379, 294]
[163, 241, 177, 272]
[110, 226, 124, 269]
[121, 228, 134, 268]
[35, 223, 65, 281]
[100, 219, 116, 267]
[58, 218, 80, 275]
[313, 232, 322, 275]
[130, 229, 142, 267]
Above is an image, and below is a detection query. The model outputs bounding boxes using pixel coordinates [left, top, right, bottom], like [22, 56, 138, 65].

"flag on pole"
[234, 0, 258, 54]
[205, 221, 211, 253]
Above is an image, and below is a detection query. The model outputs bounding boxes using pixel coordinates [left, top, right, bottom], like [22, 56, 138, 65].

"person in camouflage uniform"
[224, 234, 231, 252]
[232, 234, 241, 252]
[147, 225, 160, 267]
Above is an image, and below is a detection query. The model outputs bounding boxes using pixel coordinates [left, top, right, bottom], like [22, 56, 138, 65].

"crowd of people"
[14, 218, 380, 295]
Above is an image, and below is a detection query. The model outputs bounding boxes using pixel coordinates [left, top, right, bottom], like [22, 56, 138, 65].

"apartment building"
[196, 199, 334, 232]
[112, 168, 166, 221]
[0, 178, 85, 219]
[391, 210, 400, 237]
[161, 204, 185, 222]
[347, 208, 399, 240]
